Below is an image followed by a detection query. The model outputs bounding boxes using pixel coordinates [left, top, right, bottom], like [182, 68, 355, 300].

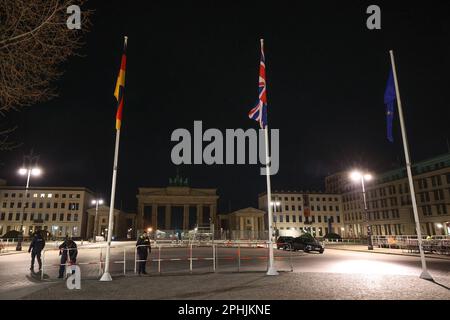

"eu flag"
[384, 69, 396, 143]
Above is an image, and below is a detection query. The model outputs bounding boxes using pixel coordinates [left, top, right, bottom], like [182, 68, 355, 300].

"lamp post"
[350, 170, 374, 250]
[16, 157, 42, 251]
[270, 201, 280, 239]
[91, 199, 104, 243]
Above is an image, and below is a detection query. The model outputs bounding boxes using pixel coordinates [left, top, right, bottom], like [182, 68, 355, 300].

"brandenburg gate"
[136, 183, 219, 232]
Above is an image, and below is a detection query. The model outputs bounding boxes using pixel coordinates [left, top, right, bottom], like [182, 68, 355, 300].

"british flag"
[248, 39, 268, 129]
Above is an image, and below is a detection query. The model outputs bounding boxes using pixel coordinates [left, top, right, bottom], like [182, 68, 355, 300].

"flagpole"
[389, 50, 433, 281]
[100, 36, 127, 282]
[264, 125, 278, 276]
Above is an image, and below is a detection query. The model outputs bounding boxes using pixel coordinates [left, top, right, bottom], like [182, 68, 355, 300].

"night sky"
[1, 1, 450, 213]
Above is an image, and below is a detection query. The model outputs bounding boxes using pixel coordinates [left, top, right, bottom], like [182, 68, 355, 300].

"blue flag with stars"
[384, 69, 396, 143]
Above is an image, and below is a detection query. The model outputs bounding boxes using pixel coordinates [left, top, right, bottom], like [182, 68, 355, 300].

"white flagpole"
[100, 36, 127, 281]
[264, 125, 278, 276]
[389, 50, 433, 281]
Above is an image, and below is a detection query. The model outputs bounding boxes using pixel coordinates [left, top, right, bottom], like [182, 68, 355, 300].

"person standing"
[58, 236, 78, 279]
[136, 232, 151, 275]
[28, 231, 45, 272]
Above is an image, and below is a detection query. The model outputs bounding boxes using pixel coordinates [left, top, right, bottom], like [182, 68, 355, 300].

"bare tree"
[0, 0, 91, 113]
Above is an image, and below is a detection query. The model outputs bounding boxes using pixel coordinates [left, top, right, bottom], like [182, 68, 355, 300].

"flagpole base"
[100, 272, 112, 282]
[419, 270, 433, 281]
[266, 267, 279, 276]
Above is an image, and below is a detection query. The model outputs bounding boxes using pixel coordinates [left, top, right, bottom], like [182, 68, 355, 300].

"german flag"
[114, 37, 127, 130]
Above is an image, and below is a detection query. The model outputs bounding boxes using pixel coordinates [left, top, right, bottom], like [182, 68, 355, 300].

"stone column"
[183, 205, 189, 230]
[196, 204, 203, 226]
[165, 204, 171, 230]
[152, 204, 157, 229]
[137, 202, 144, 231]
[210, 204, 216, 225]
[240, 216, 244, 239]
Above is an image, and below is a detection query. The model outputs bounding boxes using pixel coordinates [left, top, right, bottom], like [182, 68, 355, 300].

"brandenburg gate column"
[165, 204, 171, 230]
[137, 202, 144, 231]
[152, 204, 157, 230]
[183, 205, 189, 230]
[196, 204, 203, 226]
[210, 204, 217, 225]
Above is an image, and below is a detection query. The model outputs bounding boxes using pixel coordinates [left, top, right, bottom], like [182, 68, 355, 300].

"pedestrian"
[28, 230, 45, 273]
[58, 235, 78, 279]
[136, 231, 151, 275]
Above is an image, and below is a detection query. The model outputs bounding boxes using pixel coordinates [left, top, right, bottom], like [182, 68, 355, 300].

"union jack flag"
[248, 39, 268, 129]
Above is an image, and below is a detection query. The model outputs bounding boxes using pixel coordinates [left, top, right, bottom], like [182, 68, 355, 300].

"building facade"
[258, 191, 344, 238]
[86, 205, 136, 240]
[218, 207, 266, 239]
[0, 186, 95, 238]
[136, 186, 219, 233]
[332, 153, 450, 237]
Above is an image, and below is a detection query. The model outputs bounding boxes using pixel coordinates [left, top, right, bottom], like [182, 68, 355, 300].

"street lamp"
[16, 152, 42, 251]
[270, 201, 281, 239]
[350, 170, 374, 250]
[91, 199, 104, 243]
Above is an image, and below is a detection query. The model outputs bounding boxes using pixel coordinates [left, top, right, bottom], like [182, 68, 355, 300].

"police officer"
[28, 230, 46, 272]
[58, 235, 78, 278]
[136, 231, 151, 275]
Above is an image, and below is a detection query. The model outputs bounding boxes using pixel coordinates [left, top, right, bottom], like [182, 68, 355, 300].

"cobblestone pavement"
[21, 272, 450, 300]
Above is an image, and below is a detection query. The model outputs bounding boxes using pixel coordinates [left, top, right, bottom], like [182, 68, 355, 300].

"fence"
[37, 240, 294, 280]
[371, 235, 450, 255]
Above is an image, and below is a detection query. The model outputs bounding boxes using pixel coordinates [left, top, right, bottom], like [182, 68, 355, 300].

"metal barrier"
[40, 245, 128, 280]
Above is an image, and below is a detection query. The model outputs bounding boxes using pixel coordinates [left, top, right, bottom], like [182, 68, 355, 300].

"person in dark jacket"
[136, 232, 151, 275]
[58, 236, 78, 278]
[28, 231, 46, 272]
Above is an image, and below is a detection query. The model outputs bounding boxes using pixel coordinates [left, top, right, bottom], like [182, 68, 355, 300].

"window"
[335, 197, 338, 201]
[9, 202, 14, 208]
[38, 203, 43, 209]
[59, 213, 64, 221]
[45, 214, 49, 221]
[299, 215, 303, 222]
[284, 197, 288, 201]
[15, 213, 20, 221]
[67, 214, 72, 221]
[291, 205, 295, 211]
[285, 205, 289, 211]
[273, 215, 277, 223]
[37, 213, 42, 221]
[33, 193, 38, 198]
[55, 194, 59, 198]
[318, 215, 322, 223]
[286, 215, 290, 223]
[11, 193, 16, 198]
[30, 213, 34, 221]
[69, 194, 73, 199]
[52, 213, 57, 221]
[337, 215, 340, 223]
[3, 193, 8, 198]
[2, 202, 6, 208]
[292, 215, 296, 223]
[335, 206, 339, 211]
[298, 205, 302, 211]
[312, 216, 315, 223]
[54, 203, 58, 209]
[46, 203, 51, 209]
[40, 193, 45, 198]
[62, 194, 66, 198]
[323, 205, 326, 211]
[61, 203, 65, 209]
[291, 197, 295, 201]
[324, 215, 328, 222]
[23, 213, 27, 221]
[279, 215, 284, 223]
[17, 202, 22, 209]
[317, 206, 321, 211]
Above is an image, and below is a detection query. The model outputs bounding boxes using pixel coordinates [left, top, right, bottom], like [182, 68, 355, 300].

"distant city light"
[31, 168, 42, 176]
[18, 168, 27, 175]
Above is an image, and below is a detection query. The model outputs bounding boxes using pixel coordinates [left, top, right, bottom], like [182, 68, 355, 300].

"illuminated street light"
[349, 170, 374, 250]
[16, 151, 42, 251]
[91, 198, 104, 243]
[147, 227, 153, 233]
[270, 201, 281, 238]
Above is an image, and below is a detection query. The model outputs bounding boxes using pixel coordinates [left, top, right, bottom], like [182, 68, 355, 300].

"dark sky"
[1, 0, 450, 213]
